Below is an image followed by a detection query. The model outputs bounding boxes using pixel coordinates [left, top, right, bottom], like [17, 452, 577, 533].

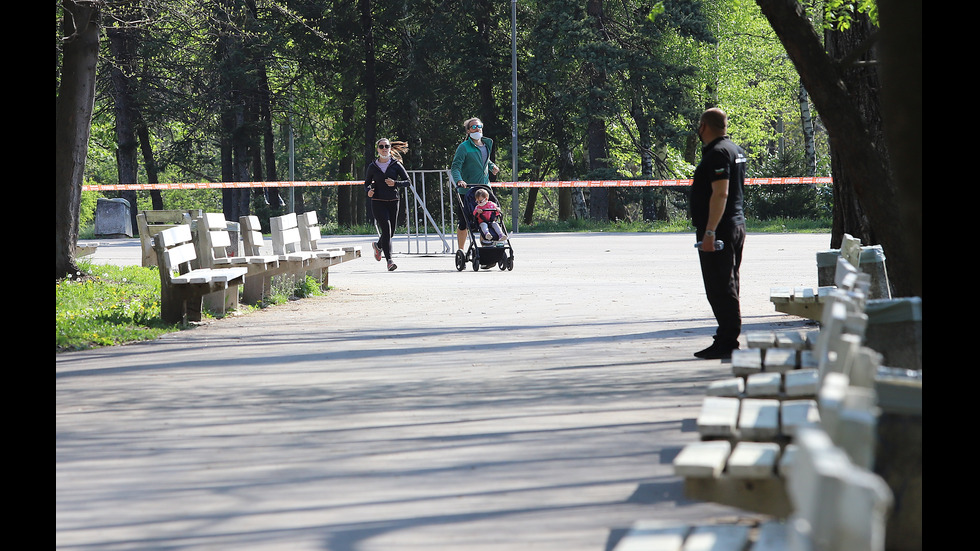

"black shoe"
[694, 343, 738, 360]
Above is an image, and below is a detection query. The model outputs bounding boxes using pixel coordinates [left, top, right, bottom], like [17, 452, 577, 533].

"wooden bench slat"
[738, 399, 780, 440]
[731, 349, 763, 377]
[783, 369, 819, 397]
[165, 242, 198, 267]
[761, 348, 797, 372]
[673, 440, 732, 478]
[775, 331, 807, 350]
[726, 442, 780, 478]
[744, 372, 781, 397]
[780, 399, 819, 436]
[745, 330, 777, 349]
[706, 377, 744, 398]
[696, 397, 741, 438]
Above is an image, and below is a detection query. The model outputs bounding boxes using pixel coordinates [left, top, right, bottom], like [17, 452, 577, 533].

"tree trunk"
[876, 0, 921, 298]
[361, 0, 377, 225]
[754, 0, 918, 297]
[587, 119, 610, 221]
[216, 0, 251, 222]
[558, 147, 577, 222]
[136, 121, 162, 210]
[825, 12, 886, 248]
[585, 0, 609, 221]
[798, 83, 816, 176]
[106, 12, 141, 233]
[522, 188, 538, 225]
[56, 0, 101, 279]
[338, 104, 355, 227]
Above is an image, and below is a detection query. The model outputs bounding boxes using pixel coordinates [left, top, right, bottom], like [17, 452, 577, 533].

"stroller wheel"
[455, 250, 466, 271]
[471, 250, 480, 271]
[498, 259, 506, 271]
[507, 257, 514, 271]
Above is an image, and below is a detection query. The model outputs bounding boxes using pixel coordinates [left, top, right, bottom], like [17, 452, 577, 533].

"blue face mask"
[469, 132, 483, 141]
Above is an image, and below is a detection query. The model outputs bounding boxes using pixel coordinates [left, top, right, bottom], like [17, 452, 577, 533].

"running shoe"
[372, 241, 382, 261]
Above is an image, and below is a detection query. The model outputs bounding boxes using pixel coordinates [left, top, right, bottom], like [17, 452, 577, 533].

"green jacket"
[450, 137, 498, 193]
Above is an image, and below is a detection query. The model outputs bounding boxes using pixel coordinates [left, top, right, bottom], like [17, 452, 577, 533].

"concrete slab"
[59, 232, 829, 551]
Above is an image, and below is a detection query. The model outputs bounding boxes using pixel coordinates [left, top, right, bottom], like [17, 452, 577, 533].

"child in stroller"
[472, 187, 508, 242]
[454, 184, 515, 272]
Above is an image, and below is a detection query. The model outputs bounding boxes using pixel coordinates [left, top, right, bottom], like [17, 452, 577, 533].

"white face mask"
[469, 132, 482, 141]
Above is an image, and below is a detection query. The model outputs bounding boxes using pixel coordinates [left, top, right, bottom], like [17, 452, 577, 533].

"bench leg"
[186, 294, 204, 322]
[308, 267, 328, 290]
[160, 285, 200, 325]
[242, 274, 271, 304]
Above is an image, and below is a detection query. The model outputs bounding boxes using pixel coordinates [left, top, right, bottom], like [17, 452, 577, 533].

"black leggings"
[371, 199, 400, 261]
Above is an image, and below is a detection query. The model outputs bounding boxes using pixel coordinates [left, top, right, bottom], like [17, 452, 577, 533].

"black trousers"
[697, 223, 745, 348]
[371, 199, 400, 261]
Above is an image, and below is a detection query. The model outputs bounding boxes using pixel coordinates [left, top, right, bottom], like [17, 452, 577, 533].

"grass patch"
[56, 260, 325, 353]
[56, 261, 174, 352]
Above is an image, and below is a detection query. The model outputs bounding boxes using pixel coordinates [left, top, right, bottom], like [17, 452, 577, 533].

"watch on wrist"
[705, 229, 716, 237]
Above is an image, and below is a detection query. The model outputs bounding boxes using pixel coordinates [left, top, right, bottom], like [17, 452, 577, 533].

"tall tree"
[754, 0, 919, 297]
[57, 0, 101, 279]
[105, 2, 143, 234]
[215, 0, 253, 221]
[825, 11, 882, 247]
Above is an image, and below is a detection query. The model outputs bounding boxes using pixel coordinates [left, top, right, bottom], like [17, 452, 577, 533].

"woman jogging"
[364, 138, 411, 271]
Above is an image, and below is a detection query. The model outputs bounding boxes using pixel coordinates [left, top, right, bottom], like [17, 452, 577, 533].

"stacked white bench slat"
[137, 209, 202, 267]
[675, 256, 875, 507]
[296, 210, 362, 288]
[240, 212, 317, 291]
[770, 233, 885, 321]
[152, 224, 247, 324]
[241, 212, 362, 293]
[194, 213, 281, 305]
[614, 255, 903, 551]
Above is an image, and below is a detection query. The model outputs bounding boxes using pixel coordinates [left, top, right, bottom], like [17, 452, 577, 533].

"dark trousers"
[698, 223, 745, 348]
[371, 199, 400, 261]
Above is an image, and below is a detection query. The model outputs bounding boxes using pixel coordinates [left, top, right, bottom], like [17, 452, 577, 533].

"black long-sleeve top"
[364, 159, 411, 201]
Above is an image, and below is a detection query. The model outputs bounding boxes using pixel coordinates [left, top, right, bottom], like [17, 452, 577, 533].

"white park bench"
[152, 224, 247, 325]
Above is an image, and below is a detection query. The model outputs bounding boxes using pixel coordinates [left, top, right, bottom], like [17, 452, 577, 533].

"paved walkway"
[57, 232, 828, 551]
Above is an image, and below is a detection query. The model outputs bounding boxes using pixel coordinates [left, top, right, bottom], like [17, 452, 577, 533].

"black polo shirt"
[690, 136, 747, 232]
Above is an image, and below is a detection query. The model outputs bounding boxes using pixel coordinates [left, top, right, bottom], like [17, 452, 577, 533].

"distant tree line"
[57, 0, 919, 298]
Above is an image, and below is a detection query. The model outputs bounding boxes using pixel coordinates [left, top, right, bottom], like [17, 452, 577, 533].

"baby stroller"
[454, 184, 515, 272]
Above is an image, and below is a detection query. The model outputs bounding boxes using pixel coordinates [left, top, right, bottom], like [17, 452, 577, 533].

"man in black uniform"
[690, 108, 747, 360]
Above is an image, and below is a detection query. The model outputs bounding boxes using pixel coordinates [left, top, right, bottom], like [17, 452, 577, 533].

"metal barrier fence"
[399, 169, 455, 255]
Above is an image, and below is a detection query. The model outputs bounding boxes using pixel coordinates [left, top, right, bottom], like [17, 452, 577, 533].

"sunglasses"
[378, 144, 391, 149]
[469, 124, 483, 130]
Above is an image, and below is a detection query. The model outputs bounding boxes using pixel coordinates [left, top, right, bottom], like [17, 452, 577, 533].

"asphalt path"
[57, 231, 829, 551]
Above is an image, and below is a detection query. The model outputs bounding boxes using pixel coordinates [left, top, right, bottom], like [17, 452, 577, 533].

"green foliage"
[293, 275, 324, 299]
[824, 0, 879, 30]
[79, 188, 101, 228]
[77, 0, 834, 229]
[743, 144, 833, 220]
